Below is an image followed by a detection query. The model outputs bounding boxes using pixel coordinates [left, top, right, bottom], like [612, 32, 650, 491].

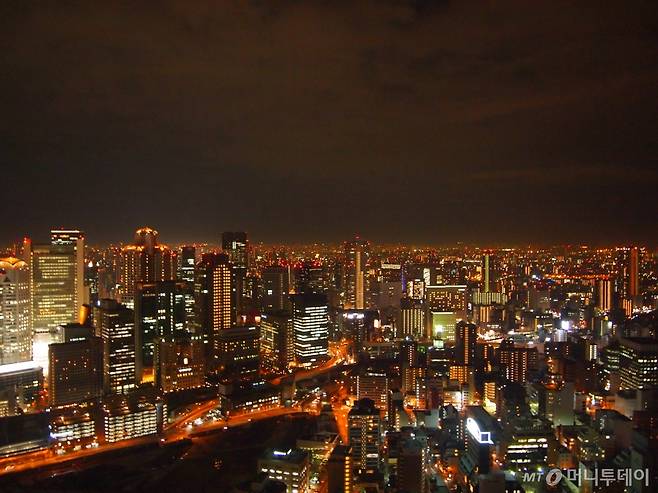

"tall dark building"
[48, 334, 103, 406]
[222, 232, 248, 320]
[154, 333, 205, 392]
[221, 232, 248, 269]
[214, 325, 260, 381]
[261, 266, 291, 312]
[399, 338, 418, 368]
[134, 280, 187, 381]
[193, 253, 233, 369]
[260, 310, 294, 374]
[628, 246, 640, 298]
[180, 245, 196, 283]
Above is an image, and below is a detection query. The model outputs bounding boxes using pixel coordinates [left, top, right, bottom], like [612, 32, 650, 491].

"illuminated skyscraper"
[0, 257, 31, 365]
[343, 238, 369, 310]
[596, 277, 613, 313]
[291, 292, 329, 367]
[400, 298, 424, 339]
[98, 299, 136, 394]
[193, 253, 233, 368]
[29, 235, 85, 375]
[29, 236, 84, 333]
[50, 229, 86, 304]
[118, 227, 177, 308]
[481, 251, 497, 293]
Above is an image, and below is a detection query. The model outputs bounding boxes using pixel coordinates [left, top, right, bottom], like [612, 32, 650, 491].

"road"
[0, 345, 349, 478]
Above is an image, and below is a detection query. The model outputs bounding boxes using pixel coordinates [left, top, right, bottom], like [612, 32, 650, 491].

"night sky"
[2, 1, 657, 246]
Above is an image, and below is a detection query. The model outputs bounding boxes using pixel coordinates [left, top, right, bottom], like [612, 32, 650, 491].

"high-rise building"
[596, 277, 613, 313]
[618, 337, 658, 390]
[260, 310, 294, 374]
[29, 238, 84, 333]
[222, 232, 248, 318]
[214, 325, 260, 381]
[118, 227, 177, 308]
[348, 398, 381, 472]
[499, 339, 537, 384]
[221, 232, 248, 269]
[455, 321, 477, 365]
[193, 253, 233, 368]
[29, 234, 85, 374]
[261, 266, 290, 312]
[179, 245, 196, 283]
[178, 246, 196, 329]
[134, 280, 187, 380]
[153, 334, 205, 392]
[98, 299, 136, 394]
[50, 229, 86, 305]
[0, 257, 31, 365]
[291, 293, 329, 367]
[628, 246, 639, 298]
[48, 336, 103, 406]
[481, 251, 497, 293]
[343, 239, 369, 310]
[400, 298, 424, 339]
[399, 338, 418, 368]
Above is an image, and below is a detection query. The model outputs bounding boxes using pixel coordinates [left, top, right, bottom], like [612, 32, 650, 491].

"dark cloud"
[1, 0, 657, 246]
